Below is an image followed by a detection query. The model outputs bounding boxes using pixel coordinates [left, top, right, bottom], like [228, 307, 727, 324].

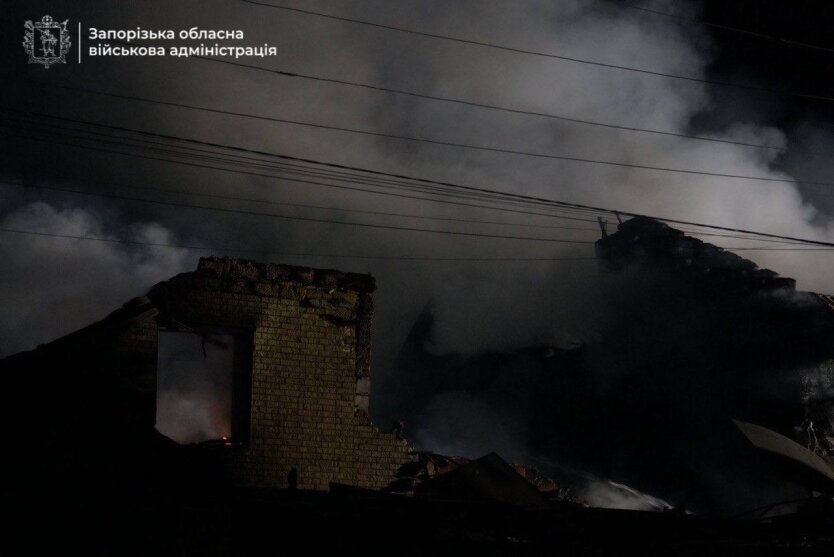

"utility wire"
[673, 228, 808, 246]
[0, 129, 825, 251]
[0, 111, 573, 210]
[1, 123, 801, 246]
[622, 3, 834, 54]
[0, 173, 595, 245]
[4, 142, 829, 250]
[5, 112, 834, 248]
[9, 116, 601, 218]
[6, 121, 811, 245]
[5, 118, 669, 238]
[0, 125, 820, 249]
[0, 227, 598, 262]
[1, 220, 826, 257]
[0, 177, 598, 232]
[725, 246, 834, 251]
[0, 110, 736, 216]
[240, 0, 834, 103]
[46, 78, 785, 152]
[0, 121, 602, 224]
[3, 119, 757, 232]
[5, 107, 828, 190]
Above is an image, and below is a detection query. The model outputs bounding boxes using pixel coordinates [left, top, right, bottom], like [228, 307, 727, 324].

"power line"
[1, 217, 827, 260]
[672, 227, 808, 246]
[0, 111, 570, 211]
[9, 132, 834, 250]
[0, 227, 599, 262]
[0, 177, 598, 232]
[1, 158, 801, 247]
[0, 115, 764, 234]
[622, 2, 834, 54]
[6, 121, 812, 246]
[0, 120, 603, 225]
[6, 107, 829, 190]
[33, 121, 600, 218]
[0, 174, 595, 245]
[240, 0, 834, 103]
[9, 117, 518, 207]
[0, 110, 720, 215]
[5, 112, 834, 249]
[728, 246, 834, 251]
[46, 77, 786, 152]
[0, 138, 821, 252]
[1, 109, 610, 231]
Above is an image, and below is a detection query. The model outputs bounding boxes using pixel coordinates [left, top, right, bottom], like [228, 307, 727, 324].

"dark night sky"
[1, 0, 834, 513]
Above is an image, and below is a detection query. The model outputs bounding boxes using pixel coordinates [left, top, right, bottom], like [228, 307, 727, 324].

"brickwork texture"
[123, 257, 416, 490]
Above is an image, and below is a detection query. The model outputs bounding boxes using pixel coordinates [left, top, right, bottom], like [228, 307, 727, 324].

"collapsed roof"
[596, 216, 796, 294]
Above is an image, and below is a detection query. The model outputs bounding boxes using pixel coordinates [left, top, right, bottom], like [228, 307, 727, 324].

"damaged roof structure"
[3, 257, 413, 494]
[595, 216, 797, 293]
[598, 217, 834, 487]
[394, 217, 834, 520]
[3, 219, 834, 554]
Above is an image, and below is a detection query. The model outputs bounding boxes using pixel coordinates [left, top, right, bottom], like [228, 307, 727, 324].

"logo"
[23, 15, 71, 69]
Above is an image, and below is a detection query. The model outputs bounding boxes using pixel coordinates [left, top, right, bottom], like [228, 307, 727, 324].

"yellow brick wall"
[146, 257, 415, 490]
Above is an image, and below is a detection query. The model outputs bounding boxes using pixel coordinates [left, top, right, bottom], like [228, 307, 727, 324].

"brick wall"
[140, 257, 414, 490]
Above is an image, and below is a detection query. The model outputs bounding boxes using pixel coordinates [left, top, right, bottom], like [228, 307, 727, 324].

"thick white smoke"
[0, 198, 192, 356]
[8, 0, 834, 354]
[3, 0, 834, 514]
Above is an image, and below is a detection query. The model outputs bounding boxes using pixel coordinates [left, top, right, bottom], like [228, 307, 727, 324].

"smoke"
[0, 197, 192, 357]
[583, 480, 675, 512]
[3, 0, 834, 514]
[410, 391, 530, 463]
[156, 331, 234, 444]
[395, 253, 834, 515]
[5, 0, 834, 352]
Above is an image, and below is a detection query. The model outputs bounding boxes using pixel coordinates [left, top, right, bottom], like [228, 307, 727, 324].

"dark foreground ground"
[8, 481, 833, 556]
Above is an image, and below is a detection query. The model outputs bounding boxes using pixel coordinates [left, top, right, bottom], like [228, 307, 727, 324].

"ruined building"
[2, 257, 413, 492]
[4, 223, 834, 554]
[596, 217, 834, 468]
[394, 216, 834, 514]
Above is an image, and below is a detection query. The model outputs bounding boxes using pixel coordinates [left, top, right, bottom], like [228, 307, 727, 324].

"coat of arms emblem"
[23, 15, 71, 69]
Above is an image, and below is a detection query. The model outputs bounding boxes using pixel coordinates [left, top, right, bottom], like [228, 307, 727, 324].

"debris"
[733, 419, 834, 488]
